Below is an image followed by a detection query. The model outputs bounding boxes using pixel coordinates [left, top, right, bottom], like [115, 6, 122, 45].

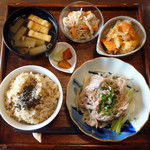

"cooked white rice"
[5, 72, 60, 124]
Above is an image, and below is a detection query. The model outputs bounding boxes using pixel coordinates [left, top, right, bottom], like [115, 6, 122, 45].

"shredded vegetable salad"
[75, 71, 137, 134]
[63, 8, 99, 40]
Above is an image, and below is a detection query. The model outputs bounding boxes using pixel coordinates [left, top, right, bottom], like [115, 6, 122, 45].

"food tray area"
[0, 3, 149, 149]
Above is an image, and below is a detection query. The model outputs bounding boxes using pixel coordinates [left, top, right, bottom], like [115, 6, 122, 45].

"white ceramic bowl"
[59, 1, 104, 43]
[0, 65, 63, 131]
[96, 16, 146, 57]
[48, 42, 77, 73]
[66, 57, 150, 141]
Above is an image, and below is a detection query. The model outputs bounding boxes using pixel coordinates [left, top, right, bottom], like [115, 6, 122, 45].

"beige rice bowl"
[5, 72, 60, 125]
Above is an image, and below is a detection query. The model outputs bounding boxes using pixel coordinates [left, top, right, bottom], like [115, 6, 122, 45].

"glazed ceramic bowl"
[59, 1, 104, 43]
[3, 6, 58, 59]
[96, 16, 146, 57]
[66, 57, 150, 141]
[0, 65, 63, 131]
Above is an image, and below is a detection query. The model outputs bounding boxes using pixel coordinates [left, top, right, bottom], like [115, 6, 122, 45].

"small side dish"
[5, 72, 59, 124]
[101, 20, 139, 55]
[59, 1, 104, 43]
[8, 14, 52, 55]
[63, 9, 99, 40]
[49, 42, 77, 73]
[96, 16, 146, 57]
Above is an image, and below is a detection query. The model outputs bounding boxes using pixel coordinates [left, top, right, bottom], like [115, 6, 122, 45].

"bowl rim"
[96, 16, 147, 57]
[0, 65, 63, 131]
[59, 1, 104, 43]
[2, 6, 58, 59]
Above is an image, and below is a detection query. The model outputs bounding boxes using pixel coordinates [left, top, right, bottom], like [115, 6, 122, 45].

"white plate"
[66, 57, 150, 141]
[96, 16, 146, 57]
[48, 42, 77, 73]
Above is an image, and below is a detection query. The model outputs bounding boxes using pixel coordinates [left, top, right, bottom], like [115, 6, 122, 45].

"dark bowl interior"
[3, 6, 58, 59]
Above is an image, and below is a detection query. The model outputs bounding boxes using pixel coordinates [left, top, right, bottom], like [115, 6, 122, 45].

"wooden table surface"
[0, 0, 150, 149]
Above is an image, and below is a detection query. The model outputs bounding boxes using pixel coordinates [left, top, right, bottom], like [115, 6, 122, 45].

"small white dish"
[96, 16, 146, 57]
[49, 42, 77, 73]
[0, 65, 63, 131]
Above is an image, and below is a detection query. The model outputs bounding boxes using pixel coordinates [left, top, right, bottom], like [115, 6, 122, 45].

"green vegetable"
[97, 108, 101, 114]
[115, 90, 120, 95]
[111, 116, 122, 134]
[98, 86, 120, 116]
[126, 88, 134, 103]
[98, 93, 104, 98]
[99, 86, 108, 90]
[107, 111, 111, 116]
[99, 86, 105, 90]
[53, 49, 65, 62]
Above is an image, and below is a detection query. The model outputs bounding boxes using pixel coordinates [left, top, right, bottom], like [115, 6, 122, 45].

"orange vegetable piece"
[69, 12, 73, 17]
[92, 26, 98, 31]
[101, 39, 116, 51]
[84, 11, 91, 16]
[71, 26, 76, 37]
[82, 25, 98, 31]
[63, 48, 72, 59]
[81, 11, 91, 18]
[118, 22, 136, 38]
[82, 25, 89, 30]
[58, 59, 71, 69]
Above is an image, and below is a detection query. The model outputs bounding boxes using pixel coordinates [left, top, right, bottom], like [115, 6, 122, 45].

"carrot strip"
[58, 59, 71, 69]
[68, 12, 73, 17]
[118, 22, 135, 38]
[82, 25, 89, 30]
[101, 39, 116, 51]
[71, 26, 76, 38]
[85, 11, 91, 16]
[92, 26, 98, 31]
[63, 48, 72, 59]
[82, 25, 98, 31]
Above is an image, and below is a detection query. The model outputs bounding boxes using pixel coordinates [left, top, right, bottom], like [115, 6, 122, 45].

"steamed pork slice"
[79, 74, 129, 125]
[79, 75, 107, 110]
